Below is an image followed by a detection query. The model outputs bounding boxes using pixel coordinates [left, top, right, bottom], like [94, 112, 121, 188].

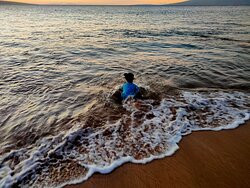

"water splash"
[0, 90, 249, 188]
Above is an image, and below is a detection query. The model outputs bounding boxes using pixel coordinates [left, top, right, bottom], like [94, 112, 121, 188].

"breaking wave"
[0, 90, 249, 188]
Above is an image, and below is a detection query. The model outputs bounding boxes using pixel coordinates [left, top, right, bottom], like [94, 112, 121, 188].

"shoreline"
[66, 121, 250, 188]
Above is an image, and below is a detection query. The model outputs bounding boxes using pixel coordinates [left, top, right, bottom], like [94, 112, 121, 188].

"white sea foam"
[0, 90, 249, 188]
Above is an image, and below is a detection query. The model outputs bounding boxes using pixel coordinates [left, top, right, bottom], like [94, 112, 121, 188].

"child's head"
[124, 73, 134, 83]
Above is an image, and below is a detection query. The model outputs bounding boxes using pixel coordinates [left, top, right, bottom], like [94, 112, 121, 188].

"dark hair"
[124, 73, 134, 83]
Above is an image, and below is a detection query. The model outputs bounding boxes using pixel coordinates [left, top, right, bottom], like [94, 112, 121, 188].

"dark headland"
[0, 1, 33, 5]
[167, 0, 250, 6]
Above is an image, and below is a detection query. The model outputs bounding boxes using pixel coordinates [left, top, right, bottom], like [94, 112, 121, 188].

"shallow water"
[0, 5, 250, 187]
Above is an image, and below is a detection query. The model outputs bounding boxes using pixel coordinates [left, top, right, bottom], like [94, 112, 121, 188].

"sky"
[4, 0, 187, 5]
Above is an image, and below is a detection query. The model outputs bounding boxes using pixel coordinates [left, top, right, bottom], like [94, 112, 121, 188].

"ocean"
[0, 5, 249, 187]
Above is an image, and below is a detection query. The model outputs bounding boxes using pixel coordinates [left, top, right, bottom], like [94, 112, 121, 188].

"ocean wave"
[102, 28, 249, 43]
[0, 6, 250, 188]
[0, 90, 249, 188]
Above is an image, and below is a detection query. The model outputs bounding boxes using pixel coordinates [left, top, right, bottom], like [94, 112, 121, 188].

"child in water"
[121, 73, 140, 100]
[111, 73, 140, 103]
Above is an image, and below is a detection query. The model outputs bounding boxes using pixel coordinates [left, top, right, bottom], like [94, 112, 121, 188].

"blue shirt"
[121, 82, 139, 100]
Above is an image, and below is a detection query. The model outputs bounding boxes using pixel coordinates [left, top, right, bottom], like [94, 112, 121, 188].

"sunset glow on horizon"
[4, 0, 187, 5]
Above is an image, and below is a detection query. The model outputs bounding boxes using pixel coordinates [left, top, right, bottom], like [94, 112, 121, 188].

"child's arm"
[134, 84, 142, 99]
[135, 84, 139, 94]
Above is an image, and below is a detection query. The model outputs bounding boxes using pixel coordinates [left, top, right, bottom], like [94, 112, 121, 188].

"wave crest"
[0, 90, 249, 188]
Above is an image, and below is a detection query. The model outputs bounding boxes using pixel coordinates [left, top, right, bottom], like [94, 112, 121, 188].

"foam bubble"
[0, 90, 249, 188]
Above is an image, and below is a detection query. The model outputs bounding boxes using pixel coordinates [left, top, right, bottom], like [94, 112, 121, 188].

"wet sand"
[66, 121, 250, 188]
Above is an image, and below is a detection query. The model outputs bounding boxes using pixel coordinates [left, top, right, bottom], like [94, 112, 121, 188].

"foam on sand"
[0, 90, 249, 188]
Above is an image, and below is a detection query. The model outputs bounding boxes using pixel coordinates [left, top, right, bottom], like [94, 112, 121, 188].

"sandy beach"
[67, 121, 250, 188]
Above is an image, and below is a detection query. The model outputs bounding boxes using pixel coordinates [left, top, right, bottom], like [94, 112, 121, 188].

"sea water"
[0, 5, 249, 187]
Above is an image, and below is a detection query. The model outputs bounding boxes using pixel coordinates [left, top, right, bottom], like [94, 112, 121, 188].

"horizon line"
[1, 1, 250, 6]
[0, 0, 179, 5]
[1, 3, 250, 6]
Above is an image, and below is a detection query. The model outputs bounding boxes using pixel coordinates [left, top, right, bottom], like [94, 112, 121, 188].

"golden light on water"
[3, 0, 187, 5]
